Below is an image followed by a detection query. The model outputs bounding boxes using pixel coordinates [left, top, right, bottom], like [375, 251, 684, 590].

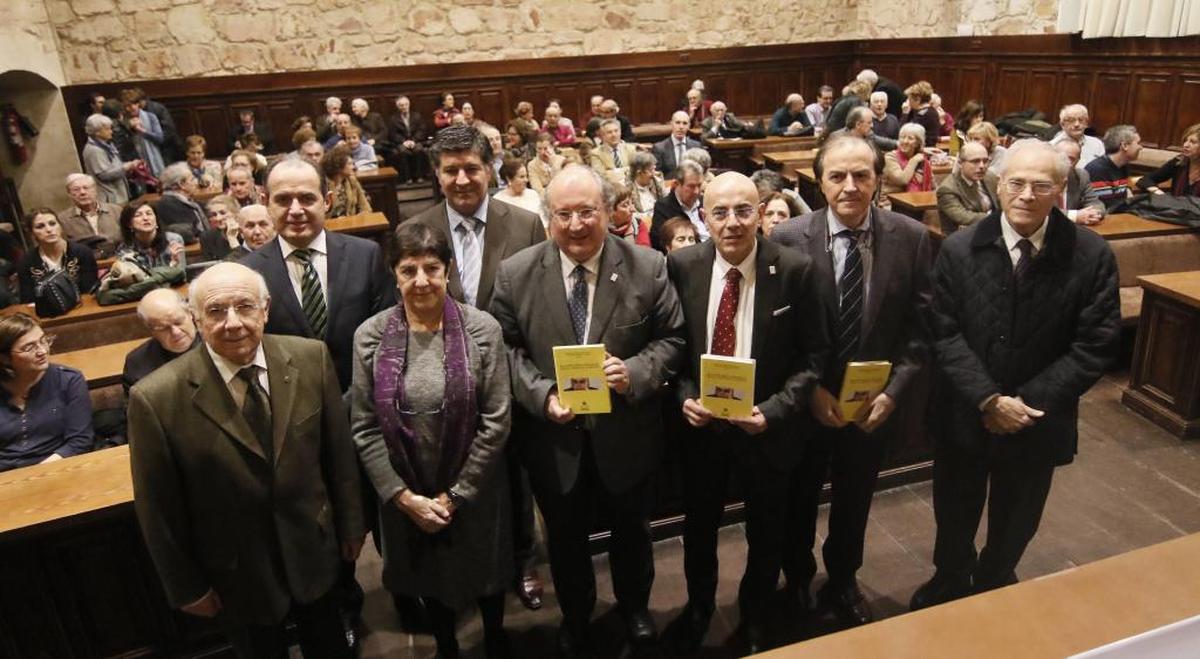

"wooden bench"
[704, 135, 818, 174]
[355, 167, 401, 228]
[55, 339, 145, 389]
[1097, 215, 1200, 325]
[1123, 271, 1200, 438]
[748, 137, 817, 169]
[1130, 147, 1181, 176]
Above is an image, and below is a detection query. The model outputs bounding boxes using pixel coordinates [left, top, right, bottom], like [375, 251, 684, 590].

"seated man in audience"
[229, 109, 274, 154]
[589, 99, 635, 143]
[683, 87, 713, 129]
[580, 94, 604, 130]
[343, 125, 378, 172]
[542, 103, 577, 147]
[589, 119, 638, 183]
[349, 98, 387, 147]
[869, 91, 900, 140]
[1084, 124, 1142, 211]
[806, 85, 835, 133]
[912, 139, 1120, 610]
[122, 288, 200, 397]
[832, 106, 897, 152]
[226, 166, 265, 208]
[528, 132, 565, 193]
[316, 96, 342, 142]
[653, 111, 703, 180]
[1049, 104, 1105, 166]
[652, 160, 708, 250]
[299, 138, 325, 169]
[769, 93, 813, 136]
[701, 102, 750, 139]
[58, 173, 123, 251]
[936, 142, 999, 233]
[227, 204, 275, 260]
[477, 124, 507, 190]
[388, 95, 428, 183]
[322, 113, 353, 150]
[1052, 140, 1105, 225]
[750, 168, 811, 216]
[154, 163, 209, 243]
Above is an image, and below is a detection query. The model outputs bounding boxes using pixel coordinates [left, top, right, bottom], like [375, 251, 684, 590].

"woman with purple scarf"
[350, 222, 513, 658]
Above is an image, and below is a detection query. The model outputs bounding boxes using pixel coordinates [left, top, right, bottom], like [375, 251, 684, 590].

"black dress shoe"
[736, 620, 769, 655]
[668, 603, 712, 655]
[515, 569, 544, 610]
[818, 582, 874, 626]
[623, 608, 658, 646]
[782, 581, 815, 614]
[909, 573, 973, 611]
[557, 622, 592, 658]
[391, 592, 431, 633]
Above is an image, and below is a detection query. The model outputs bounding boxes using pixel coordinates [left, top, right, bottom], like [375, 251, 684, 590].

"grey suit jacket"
[128, 335, 365, 625]
[57, 202, 123, 246]
[410, 199, 545, 313]
[1067, 167, 1106, 217]
[770, 208, 932, 416]
[490, 235, 686, 495]
[652, 135, 703, 178]
[936, 171, 1000, 233]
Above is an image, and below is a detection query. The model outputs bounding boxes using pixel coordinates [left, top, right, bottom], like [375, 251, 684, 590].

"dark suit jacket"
[1067, 167, 1106, 216]
[229, 122, 275, 154]
[199, 228, 237, 261]
[388, 111, 428, 147]
[666, 237, 829, 470]
[409, 199, 545, 312]
[128, 335, 365, 625]
[651, 135, 703, 179]
[352, 111, 388, 145]
[490, 235, 686, 495]
[928, 209, 1120, 465]
[935, 171, 1000, 233]
[650, 190, 699, 252]
[770, 208, 932, 418]
[122, 335, 200, 397]
[154, 193, 208, 238]
[241, 232, 394, 390]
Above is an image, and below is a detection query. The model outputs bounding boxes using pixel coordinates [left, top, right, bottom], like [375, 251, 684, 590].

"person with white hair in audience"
[1049, 104, 1105, 166]
[316, 96, 343, 142]
[769, 93, 813, 136]
[683, 87, 713, 129]
[834, 106, 898, 152]
[681, 147, 715, 187]
[197, 194, 240, 261]
[349, 98, 388, 147]
[299, 138, 325, 169]
[627, 151, 665, 224]
[225, 166, 265, 208]
[122, 288, 200, 397]
[81, 114, 140, 205]
[542, 104, 577, 147]
[1084, 124, 1143, 210]
[882, 123, 934, 199]
[857, 68, 906, 117]
[701, 101, 751, 139]
[388, 95, 429, 183]
[233, 204, 276, 259]
[870, 91, 900, 139]
[154, 163, 209, 243]
[58, 173, 123, 249]
[1051, 140, 1106, 226]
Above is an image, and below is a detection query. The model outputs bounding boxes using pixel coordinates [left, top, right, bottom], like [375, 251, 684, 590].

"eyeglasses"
[202, 302, 263, 323]
[13, 334, 56, 354]
[1003, 179, 1057, 196]
[709, 205, 757, 221]
[551, 208, 600, 223]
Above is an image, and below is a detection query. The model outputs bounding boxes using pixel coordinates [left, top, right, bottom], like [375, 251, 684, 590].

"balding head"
[958, 142, 991, 183]
[238, 204, 275, 251]
[1053, 138, 1082, 168]
[786, 93, 804, 111]
[137, 288, 196, 354]
[704, 172, 760, 264]
[998, 139, 1069, 236]
[545, 164, 612, 263]
[671, 111, 690, 139]
[189, 263, 271, 365]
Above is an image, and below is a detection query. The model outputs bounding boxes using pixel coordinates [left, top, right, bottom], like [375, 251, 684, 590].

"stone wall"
[45, 0, 1060, 85]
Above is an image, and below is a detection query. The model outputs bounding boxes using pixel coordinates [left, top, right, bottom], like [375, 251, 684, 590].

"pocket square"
[772, 305, 792, 317]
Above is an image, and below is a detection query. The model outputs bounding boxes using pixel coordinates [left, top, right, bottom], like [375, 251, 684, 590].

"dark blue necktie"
[568, 265, 588, 344]
[836, 230, 864, 364]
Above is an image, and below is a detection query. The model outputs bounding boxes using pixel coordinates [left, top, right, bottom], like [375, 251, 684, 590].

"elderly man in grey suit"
[128, 262, 365, 658]
[58, 173, 123, 250]
[1052, 139, 1106, 225]
[936, 141, 1000, 234]
[771, 134, 933, 627]
[490, 165, 685, 655]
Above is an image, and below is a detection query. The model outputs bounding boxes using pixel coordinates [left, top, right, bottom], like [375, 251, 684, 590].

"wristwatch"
[447, 490, 467, 509]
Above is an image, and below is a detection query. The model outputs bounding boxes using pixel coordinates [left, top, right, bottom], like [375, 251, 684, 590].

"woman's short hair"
[628, 151, 656, 178]
[904, 81, 934, 104]
[966, 121, 1000, 150]
[387, 221, 453, 270]
[204, 195, 238, 217]
[439, 91, 454, 105]
[321, 145, 353, 179]
[84, 113, 112, 137]
[0, 313, 41, 378]
[681, 147, 711, 171]
[611, 182, 632, 206]
[504, 120, 532, 147]
[185, 134, 207, 151]
[119, 200, 167, 251]
[229, 149, 262, 173]
[292, 127, 316, 150]
[1181, 123, 1200, 145]
[761, 192, 802, 218]
[660, 216, 696, 243]
[899, 122, 927, 145]
[23, 207, 59, 234]
[499, 157, 526, 183]
[846, 80, 872, 101]
[515, 101, 533, 117]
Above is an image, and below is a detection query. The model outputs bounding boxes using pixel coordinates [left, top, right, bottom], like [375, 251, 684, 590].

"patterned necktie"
[612, 146, 622, 168]
[1014, 238, 1034, 280]
[292, 248, 328, 339]
[676, 141, 685, 168]
[236, 366, 273, 460]
[711, 268, 742, 356]
[457, 217, 481, 307]
[568, 265, 588, 344]
[836, 230, 864, 364]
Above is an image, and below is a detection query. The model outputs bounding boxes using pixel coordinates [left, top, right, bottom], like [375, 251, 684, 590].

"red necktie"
[711, 268, 742, 356]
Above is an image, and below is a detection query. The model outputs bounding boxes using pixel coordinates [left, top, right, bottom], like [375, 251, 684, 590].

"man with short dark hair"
[1085, 124, 1142, 210]
[652, 160, 708, 250]
[230, 109, 275, 154]
[652, 111, 702, 179]
[806, 86, 835, 132]
[589, 119, 638, 181]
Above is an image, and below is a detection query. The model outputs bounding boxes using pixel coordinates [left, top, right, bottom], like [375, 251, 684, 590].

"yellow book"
[552, 344, 611, 414]
[838, 361, 892, 422]
[700, 354, 756, 420]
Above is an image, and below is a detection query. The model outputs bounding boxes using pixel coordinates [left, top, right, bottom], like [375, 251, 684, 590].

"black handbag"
[34, 269, 82, 318]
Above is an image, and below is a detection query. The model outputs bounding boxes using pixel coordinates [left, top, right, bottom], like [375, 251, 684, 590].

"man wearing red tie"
[666, 172, 829, 654]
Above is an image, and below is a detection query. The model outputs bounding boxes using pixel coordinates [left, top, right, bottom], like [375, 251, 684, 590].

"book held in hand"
[838, 361, 892, 423]
[552, 344, 611, 414]
[700, 354, 756, 420]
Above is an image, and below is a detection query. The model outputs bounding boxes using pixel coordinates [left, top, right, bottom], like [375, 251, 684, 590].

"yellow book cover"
[700, 354, 756, 420]
[838, 361, 892, 422]
[552, 344, 611, 414]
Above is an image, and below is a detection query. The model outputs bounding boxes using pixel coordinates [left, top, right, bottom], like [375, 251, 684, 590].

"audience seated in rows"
[315, 96, 342, 142]
[323, 113, 353, 150]
[344, 125, 379, 172]
[541, 103, 577, 147]
[433, 92, 462, 130]
[503, 121, 537, 163]
[701, 101, 754, 139]
[833, 106, 898, 152]
[683, 86, 713, 129]
[589, 119, 638, 183]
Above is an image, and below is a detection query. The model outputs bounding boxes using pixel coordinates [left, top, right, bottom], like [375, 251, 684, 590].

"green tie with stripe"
[293, 248, 328, 339]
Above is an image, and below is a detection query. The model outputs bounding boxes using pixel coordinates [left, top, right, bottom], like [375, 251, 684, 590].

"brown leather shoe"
[516, 569, 544, 610]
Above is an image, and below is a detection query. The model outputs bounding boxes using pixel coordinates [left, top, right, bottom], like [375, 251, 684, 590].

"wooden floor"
[348, 371, 1200, 658]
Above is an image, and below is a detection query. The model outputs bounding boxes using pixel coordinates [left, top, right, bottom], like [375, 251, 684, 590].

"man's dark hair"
[814, 133, 884, 181]
[387, 221, 453, 270]
[428, 125, 493, 168]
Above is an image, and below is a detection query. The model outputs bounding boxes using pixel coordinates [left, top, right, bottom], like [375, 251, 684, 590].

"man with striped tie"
[769, 133, 933, 627]
[666, 171, 828, 654]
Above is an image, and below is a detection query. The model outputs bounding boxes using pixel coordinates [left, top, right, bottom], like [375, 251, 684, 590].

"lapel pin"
[769, 265, 777, 275]
[610, 273, 619, 282]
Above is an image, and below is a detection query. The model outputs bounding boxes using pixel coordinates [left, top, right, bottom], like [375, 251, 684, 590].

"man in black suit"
[123, 288, 200, 396]
[388, 95, 428, 183]
[857, 69, 906, 119]
[154, 163, 208, 243]
[409, 125, 549, 610]
[651, 160, 707, 251]
[666, 171, 828, 654]
[490, 165, 685, 655]
[770, 134, 933, 626]
[652, 111, 703, 179]
[911, 139, 1120, 610]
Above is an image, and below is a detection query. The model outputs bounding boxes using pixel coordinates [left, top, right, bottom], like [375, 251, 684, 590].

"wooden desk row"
[1123, 270, 1200, 439]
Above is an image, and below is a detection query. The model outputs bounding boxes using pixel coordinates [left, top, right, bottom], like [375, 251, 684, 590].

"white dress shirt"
[827, 207, 874, 307]
[1049, 132, 1105, 167]
[1000, 213, 1048, 268]
[206, 344, 269, 409]
[705, 241, 757, 358]
[677, 191, 710, 241]
[278, 230, 329, 306]
[447, 196, 490, 305]
[560, 245, 604, 342]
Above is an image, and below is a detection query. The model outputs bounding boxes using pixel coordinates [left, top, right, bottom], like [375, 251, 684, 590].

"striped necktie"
[292, 248, 328, 339]
[836, 230, 864, 364]
[457, 217, 481, 307]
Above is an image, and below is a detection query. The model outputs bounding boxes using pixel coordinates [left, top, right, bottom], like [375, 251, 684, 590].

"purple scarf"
[374, 300, 477, 496]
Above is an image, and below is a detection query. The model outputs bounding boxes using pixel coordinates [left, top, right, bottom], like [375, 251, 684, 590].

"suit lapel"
[862, 209, 892, 340]
[751, 238, 780, 360]
[808, 210, 839, 323]
[189, 349, 267, 461]
[587, 238, 623, 343]
[685, 242, 716, 355]
[324, 232, 348, 322]
[263, 336, 298, 462]
[540, 245, 577, 344]
[479, 201, 511, 308]
[260, 240, 310, 336]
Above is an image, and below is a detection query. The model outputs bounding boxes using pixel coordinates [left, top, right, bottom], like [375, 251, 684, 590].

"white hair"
[325, 96, 341, 109]
[681, 147, 711, 170]
[1059, 103, 1089, 122]
[671, 110, 690, 123]
[188, 262, 271, 317]
[710, 101, 727, 112]
[351, 98, 368, 111]
[136, 288, 188, 323]
[785, 93, 803, 106]
[857, 69, 879, 86]
[869, 91, 888, 104]
[1001, 138, 1071, 184]
[691, 79, 705, 91]
[159, 162, 193, 191]
[84, 113, 112, 137]
[65, 173, 95, 188]
[899, 122, 926, 144]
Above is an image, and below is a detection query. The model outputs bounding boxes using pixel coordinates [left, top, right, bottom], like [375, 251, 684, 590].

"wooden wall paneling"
[725, 72, 754, 116]
[661, 75, 690, 122]
[753, 69, 782, 112]
[1090, 73, 1131, 133]
[955, 65, 987, 110]
[1130, 74, 1173, 147]
[1058, 70, 1092, 109]
[994, 69, 1030, 116]
[263, 101, 297, 152]
[1025, 70, 1061, 121]
[609, 79, 635, 120]
[194, 106, 232, 153]
[633, 78, 663, 123]
[1172, 77, 1200, 142]
[474, 88, 506, 127]
[546, 82, 584, 123]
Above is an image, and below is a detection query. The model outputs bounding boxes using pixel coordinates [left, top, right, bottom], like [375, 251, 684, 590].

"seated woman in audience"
[759, 192, 802, 237]
[291, 115, 314, 134]
[183, 135, 223, 191]
[659, 215, 698, 254]
[224, 166, 266, 208]
[460, 102, 477, 128]
[98, 202, 186, 305]
[198, 194, 241, 261]
[344, 125, 379, 171]
[350, 222, 512, 659]
[608, 183, 651, 247]
[1136, 123, 1200, 197]
[931, 94, 955, 138]
[542, 105, 577, 147]
[955, 100, 985, 136]
[627, 151, 664, 223]
[902, 81, 942, 147]
[225, 148, 267, 184]
[17, 208, 99, 303]
[81, 113, 139, 205]
[966, 121, 1008, 176]
[681, 147, 715, 187]
[322, 145, 372, 218]
[882, 123, 934, 200]
[494, 157, 545, 230]
[503, 121, 536, 162]
[0, 313, 93, 473]
[527, 133, 565, 193]
[513, 101, 540, 136]
[433, 92, 462, 129]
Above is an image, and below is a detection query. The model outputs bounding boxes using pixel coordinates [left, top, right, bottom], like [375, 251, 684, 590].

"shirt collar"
[1000, 213, 1048, 254]
[278, 230, 328, 261]
[676, 190, 700, 212]
[827, 206, 873, 241]
[714, 239, 758, 280]
[560, 243, 605, 281]
[206, 343, 268, 387]
[447, 195, 489, 231]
